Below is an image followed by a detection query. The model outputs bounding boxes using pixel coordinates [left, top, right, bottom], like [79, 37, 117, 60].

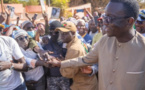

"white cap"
[13, 29, 28, 39]
[21, 21, 33, 29]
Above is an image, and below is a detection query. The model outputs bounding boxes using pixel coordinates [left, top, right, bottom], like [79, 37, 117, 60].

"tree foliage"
[26, 0, 39, 6]
[4, 0, 20, 3]
[69, 0, 109, 12]
[51, 0, 70, 9]
[51, 0, 70, 17]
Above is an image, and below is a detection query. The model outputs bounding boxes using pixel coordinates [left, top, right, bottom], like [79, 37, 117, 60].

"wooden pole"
[1, 0, 4, 14]
[48, 0, 50, 7]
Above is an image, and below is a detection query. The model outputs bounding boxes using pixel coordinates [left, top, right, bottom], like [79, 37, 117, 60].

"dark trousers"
[26, 75, 45, 90]
[14, 82, 27, 90]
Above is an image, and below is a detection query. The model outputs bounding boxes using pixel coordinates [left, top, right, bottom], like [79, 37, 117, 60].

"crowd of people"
[0, 0, 145, 90]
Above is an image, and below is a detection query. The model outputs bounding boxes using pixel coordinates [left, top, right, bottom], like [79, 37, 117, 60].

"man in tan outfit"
[48, 0, 145, 90]
[55, 21, 98, 90]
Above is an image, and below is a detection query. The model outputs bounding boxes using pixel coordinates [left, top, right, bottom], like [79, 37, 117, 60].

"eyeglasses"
[17, 36, 28, 41]
[140, 15, 145, 20]
[136, 20, 143, 25]
[77, 25, 86, 29]
[102, 14, 129, 24]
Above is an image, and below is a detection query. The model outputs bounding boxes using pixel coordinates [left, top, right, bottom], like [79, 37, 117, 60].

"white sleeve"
[89, 64, 98, 76]
[24, 56, 36, 68]
[10, 38, 24, 60]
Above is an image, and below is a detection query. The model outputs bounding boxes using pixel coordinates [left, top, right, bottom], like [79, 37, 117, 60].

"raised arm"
[42, 12, 49, 34]
[4, 6, 11, 25]
[84, 8, 94, 20]
[25, 13, 32, 21]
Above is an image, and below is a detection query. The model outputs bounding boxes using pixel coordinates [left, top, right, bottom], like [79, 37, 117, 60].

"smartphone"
[11, 7, 15, 18]
[6, 6, 15, 18]
[32, 13, 37, 20]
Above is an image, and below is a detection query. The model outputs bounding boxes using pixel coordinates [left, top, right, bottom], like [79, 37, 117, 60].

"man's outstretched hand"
[47, 58, 61, 67]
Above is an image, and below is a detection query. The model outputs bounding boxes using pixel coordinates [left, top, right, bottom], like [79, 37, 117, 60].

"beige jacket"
[61, 32, 145, 90]
[60, 36, 98, 90]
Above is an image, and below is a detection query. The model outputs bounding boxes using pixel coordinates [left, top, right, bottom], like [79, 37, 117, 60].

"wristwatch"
[10, 63, 14, 70]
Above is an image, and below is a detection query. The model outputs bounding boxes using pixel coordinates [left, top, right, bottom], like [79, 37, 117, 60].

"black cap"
[49, 21, 62, 30]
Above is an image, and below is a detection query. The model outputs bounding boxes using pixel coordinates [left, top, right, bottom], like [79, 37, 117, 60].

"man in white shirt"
[0, 36, 28, 90]
[14, 29, 49, 90]
[88, 19, 99, 38]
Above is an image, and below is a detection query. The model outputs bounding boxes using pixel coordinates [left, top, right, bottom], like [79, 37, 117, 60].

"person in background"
[56, 21, 98, 90]
[43, 21, 70, 90]
[93, 11, 99, 26]
[135, 10, 145, 36]
[3, 5, 12, 28]
[77, 19, 92, 44]
[67, 17, 91, 53]
[74, 14, 80, 20]
[20, 21, 50, 57]
[91, 17, 103, 46]
[14, 29, 49, 90]
[0, 24, 5, 35]
[35, 23, 45, 42]
[2, 25, 20, 36]
[25, 13, 37, 27]
[0, 15, 5, 24]
[34, 23, 45, 49]
[88, 19, 99, 38]
[21, 21, 36, 38]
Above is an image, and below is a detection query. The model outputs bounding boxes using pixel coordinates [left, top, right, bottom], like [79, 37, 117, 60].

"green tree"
[4, 0, 19, 3]
[51, 0, 70, 9]
[3, 0, 9, 3]
[19, 1, 28, 6]
[9, 0, 20, 3]
[26, 0, 39, 5]
[51, 0, 70, 17]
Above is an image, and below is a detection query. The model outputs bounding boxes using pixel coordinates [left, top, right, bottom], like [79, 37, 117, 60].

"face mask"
[27, 31, 35, 38]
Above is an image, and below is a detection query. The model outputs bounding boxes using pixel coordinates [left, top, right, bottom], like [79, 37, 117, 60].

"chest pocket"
[124, 71, 144, 90]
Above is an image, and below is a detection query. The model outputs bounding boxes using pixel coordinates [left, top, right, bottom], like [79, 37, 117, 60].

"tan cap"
[55, 21, 77, 33]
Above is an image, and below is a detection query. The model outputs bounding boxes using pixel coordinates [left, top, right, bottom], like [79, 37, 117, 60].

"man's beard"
[91, 28, 97, 33]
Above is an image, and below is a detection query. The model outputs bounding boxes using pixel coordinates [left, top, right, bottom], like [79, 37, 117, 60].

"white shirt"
[0, 36, 24, 90]
[89, 31, 98, 38]
[21, 48, 44, 81]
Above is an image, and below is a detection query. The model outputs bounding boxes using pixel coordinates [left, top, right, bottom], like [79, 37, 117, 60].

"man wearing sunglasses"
[21, 21, 51, 61]
[14, 29, 50, 90]
[135, 10, 145, 36]
[48, 0, 145, 90]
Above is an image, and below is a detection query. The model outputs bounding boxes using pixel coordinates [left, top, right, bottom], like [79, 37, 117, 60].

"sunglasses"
[77, 25, 86, 29]
[103, 14, 128, 24]
[17, 36, 28, 41]
[136, 21, 143, 24]
[140, 15, 145, 20]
